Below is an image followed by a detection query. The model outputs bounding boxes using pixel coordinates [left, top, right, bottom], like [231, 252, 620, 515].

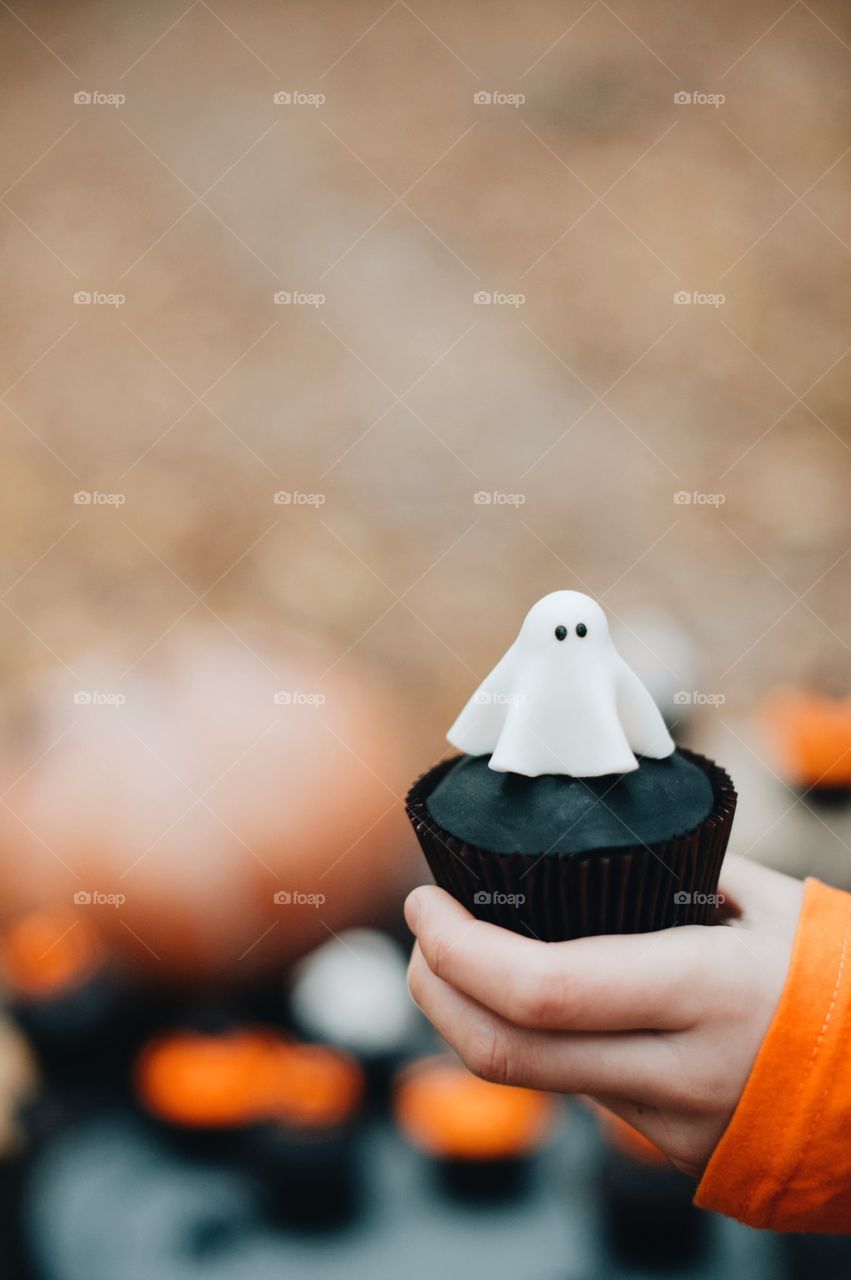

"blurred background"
[0, 0, 849, 1276]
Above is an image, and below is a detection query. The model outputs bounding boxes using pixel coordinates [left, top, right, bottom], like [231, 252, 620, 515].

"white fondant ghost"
[448, 591, 675, 777]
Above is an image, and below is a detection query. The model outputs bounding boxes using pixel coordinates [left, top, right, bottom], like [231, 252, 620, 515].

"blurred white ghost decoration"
[448, 591, 675, 777]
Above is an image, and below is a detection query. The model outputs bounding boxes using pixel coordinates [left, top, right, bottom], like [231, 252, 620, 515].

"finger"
[407, 944, 684, 1104]
[406, 885, 703, 1031]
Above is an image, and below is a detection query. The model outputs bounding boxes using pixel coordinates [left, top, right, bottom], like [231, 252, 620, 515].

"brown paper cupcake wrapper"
[405, 749, 737, 940]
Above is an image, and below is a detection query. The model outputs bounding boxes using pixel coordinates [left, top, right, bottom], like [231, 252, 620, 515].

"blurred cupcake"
[407, 592, 736, 939]
[394, 1055, 553, 1199]
[758, 689, 851, 802]
[0, 1016, 39, 1277]
[134, 1025, 285, 1158]
[135, 1026, 365, 1226]
[288, 928, 423, 1097]
[589, 1103, 708, 1269]
[247, 1042, 365, 1227]
[1, 909, 137, 1085]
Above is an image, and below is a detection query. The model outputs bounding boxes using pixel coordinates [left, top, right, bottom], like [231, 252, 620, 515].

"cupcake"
[406, 591, 736, 940]
[1, 909, 138, 1086]
[134, 1025, 365, 1226]
[758, 689, 851, 803]
[393, 1054, 553, 1200]
[246, 1041, 365, 1227]
[288, 928, 423, 1097]
[0, 1017, 39, 1278]
[588, 1102, 708, 1270]
[134, 1025, 288, 1157]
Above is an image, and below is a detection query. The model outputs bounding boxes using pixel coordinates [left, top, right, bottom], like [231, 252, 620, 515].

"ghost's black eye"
[554, 625, 567, 641]
[576, 622, 587, 638]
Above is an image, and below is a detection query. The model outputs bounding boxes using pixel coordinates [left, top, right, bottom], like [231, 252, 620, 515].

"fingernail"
[404, 889, 423, 932]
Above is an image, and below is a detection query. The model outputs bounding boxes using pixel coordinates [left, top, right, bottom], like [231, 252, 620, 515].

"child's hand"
[405, 856, 803, 1178]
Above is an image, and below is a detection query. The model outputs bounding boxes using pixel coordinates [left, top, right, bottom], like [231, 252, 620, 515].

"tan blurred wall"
[0, 0, 848, 761]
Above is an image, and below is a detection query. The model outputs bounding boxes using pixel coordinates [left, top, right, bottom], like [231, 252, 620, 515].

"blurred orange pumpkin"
[0, 629, 417, 981]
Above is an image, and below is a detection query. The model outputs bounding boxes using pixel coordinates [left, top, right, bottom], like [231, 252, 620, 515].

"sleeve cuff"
[695, 877, 851, 1233]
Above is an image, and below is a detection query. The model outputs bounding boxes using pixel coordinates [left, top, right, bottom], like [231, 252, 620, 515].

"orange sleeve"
[695, 877, 851, 1233]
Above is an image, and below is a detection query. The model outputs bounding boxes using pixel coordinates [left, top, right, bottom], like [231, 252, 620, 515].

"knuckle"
[657, 1035, 720, 1111]
[463, 1020, 514, 1086]
[509, 951, 571, 1027]
[424, 929, 453, 981]
[663, 940, 712, 1024]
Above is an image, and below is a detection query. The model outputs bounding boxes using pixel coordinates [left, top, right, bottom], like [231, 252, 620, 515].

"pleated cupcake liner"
[405, 749, 737, 940]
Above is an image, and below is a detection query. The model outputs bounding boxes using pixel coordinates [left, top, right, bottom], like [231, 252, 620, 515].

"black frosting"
[425, 750, 714, 856]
